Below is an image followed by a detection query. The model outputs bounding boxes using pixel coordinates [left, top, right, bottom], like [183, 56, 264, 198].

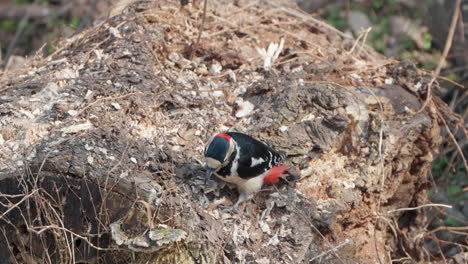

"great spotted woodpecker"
[204, 132, 290, 208]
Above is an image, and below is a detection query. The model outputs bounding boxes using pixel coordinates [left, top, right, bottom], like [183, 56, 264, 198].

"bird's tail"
[277, 151, 287, 161]
[263, 165, 289, 184]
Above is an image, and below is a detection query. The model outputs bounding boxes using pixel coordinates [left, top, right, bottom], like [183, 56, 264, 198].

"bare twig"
[0, 227, 20, 264]
[439, 112, 468, 176]
[427, 225, 468, 235]
[45, 198, 74, 263]
[387, 203, 452, 214]
[0, 192, 35, 198]
[418, 0, 461, 113]
[432, 206, 468, 225]
[357, 28, 371, 56]
[190, 0, 208, 60]
[419, 68, 465, 88]
[309, 239, 350, 262]
[457, 7, 464, 42]
[425, 233, 468, 250]
[0, 189, 38, 220]
[28, 225, 116, 251]
[433, 235, 449, 264]
[138, 200, 155, 229]
[348, 27, 372, 56]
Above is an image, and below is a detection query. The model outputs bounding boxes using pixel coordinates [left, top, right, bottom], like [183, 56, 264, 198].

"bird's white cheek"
[205, 157, 221, 169]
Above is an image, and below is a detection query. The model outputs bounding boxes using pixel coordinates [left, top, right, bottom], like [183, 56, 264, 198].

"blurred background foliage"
[0, 0, 103, 61]
[0, 0, 466, 261]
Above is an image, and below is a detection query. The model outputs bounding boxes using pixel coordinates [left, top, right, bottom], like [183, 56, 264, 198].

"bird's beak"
[204, 165, 212, 185]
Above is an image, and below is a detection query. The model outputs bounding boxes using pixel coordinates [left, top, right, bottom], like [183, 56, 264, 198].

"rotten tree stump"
[0, 0, 444, 263]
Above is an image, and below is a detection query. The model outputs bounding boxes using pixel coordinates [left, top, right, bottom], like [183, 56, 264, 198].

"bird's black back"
[225, 132, 286, 179]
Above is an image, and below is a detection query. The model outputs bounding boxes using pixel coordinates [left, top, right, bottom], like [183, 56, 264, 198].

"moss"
[419, 59, 437, 70]
[0, 19, 18, 32]
[421, 32, 432, 50]
[324, 6, 346, 30]
[367, 16, 390, 53]
[398, 35, 415, 53]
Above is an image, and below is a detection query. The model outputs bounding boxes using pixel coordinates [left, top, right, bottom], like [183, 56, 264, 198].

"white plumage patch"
[250, 157, 265, 167]
[220, 170, 266, 196]
[268, 151, 273, 167]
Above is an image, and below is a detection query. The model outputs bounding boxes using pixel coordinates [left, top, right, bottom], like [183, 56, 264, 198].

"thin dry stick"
[357, 27, 371, 56]
[0, 189, 38, 220]
[433, 205, 468, 225]
[428, 225, 468, 235]
[375, 215, 398, 239]
[96, 140, 130, 249]
[348, 27, 372, 55]
[190, 0, 208, 60]
[387, 203, 452, 214]
[28, 225, 115, 251]
[457, 7, 464, 42]
[46, 200, 74, 263]
[0, 193, 35, 198]
[439, 112, 468, 176]
[309, 239, 350, 262]
[428, 235, 468, 250]
[418, 0, 461, 113]
[138, 200, 155, 229]
[1, 229, 19, 264]
[348, 30, 365, 54]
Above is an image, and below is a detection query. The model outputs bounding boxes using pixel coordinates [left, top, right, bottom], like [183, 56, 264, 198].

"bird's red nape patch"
[263, 165, 289, 184]
[216, 133, 231, 141]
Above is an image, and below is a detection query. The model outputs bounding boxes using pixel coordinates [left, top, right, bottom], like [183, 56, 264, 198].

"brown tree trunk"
[0, 0, 445, 263]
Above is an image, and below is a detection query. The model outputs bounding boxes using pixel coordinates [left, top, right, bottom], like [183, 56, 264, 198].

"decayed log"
[0, 0, 443, 263]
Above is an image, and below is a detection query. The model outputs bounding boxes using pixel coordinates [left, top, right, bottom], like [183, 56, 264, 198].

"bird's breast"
[214, 172, 243, 184]
[214, 171, 265, 194]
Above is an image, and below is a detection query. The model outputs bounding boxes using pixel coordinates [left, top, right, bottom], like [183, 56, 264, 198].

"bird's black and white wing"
[227, 132, 286, 179]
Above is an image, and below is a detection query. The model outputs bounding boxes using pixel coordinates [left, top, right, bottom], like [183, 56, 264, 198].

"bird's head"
[203, 133, 234, 183]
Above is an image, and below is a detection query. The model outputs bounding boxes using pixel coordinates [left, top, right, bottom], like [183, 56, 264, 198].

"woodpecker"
[204, 132, 290, 208]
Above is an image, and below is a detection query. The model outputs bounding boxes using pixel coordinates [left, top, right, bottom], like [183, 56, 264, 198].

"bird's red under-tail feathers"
[263, 165, 289, 184]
